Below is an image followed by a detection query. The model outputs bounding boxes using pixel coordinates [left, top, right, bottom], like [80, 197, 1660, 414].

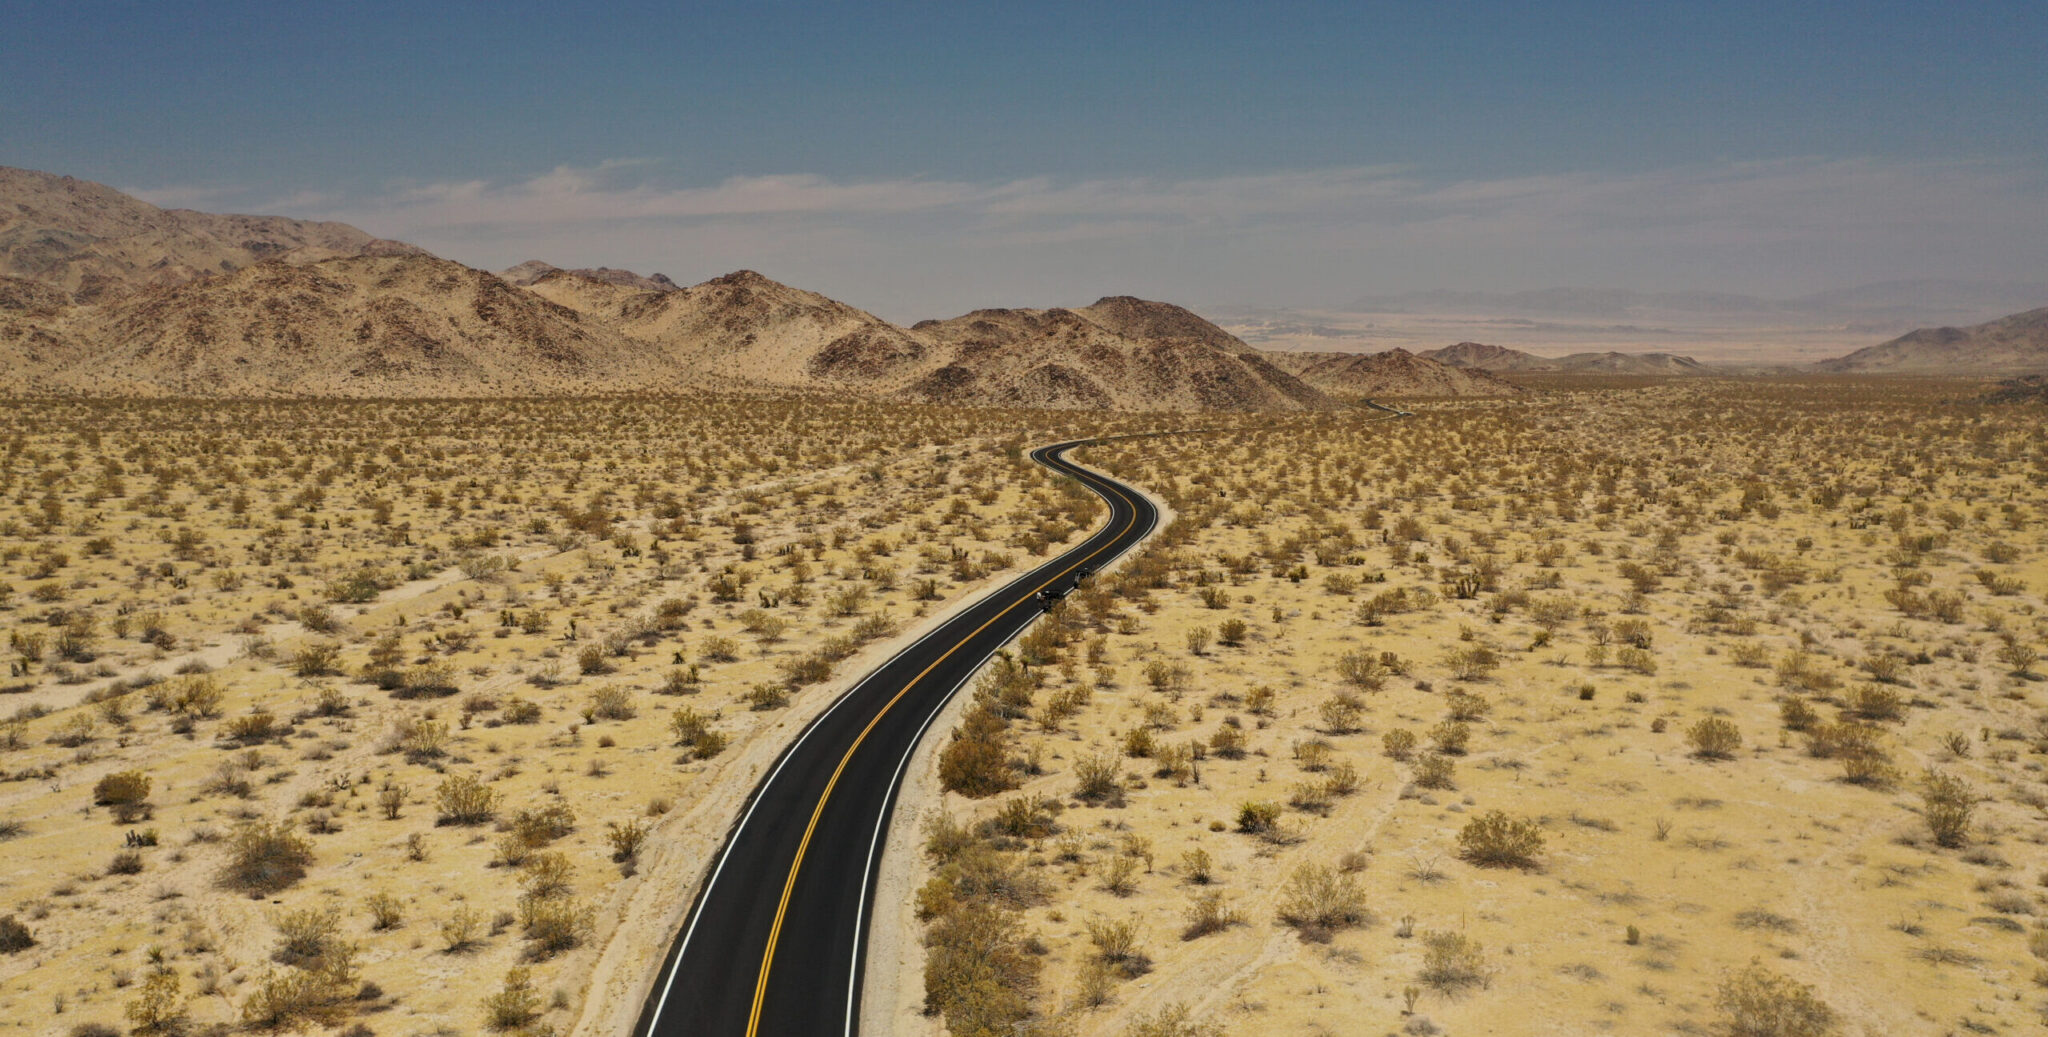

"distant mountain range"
[5, 166, 2038, 403]
[1419, 342, 1710, 375]
[1346, 282, 2047, 329]
[0, 165, 1518, 408]
[1263, 348, 1525, 396]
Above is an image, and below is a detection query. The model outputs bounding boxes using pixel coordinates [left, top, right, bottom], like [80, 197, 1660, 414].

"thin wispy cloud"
[133, 157, 2047, 321]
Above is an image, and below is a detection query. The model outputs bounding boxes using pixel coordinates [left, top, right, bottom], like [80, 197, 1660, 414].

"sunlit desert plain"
[1, 377, 2044, 1037]
[890, 377, 2048, 1037]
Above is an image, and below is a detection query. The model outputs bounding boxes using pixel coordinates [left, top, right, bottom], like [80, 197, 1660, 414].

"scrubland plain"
[905, 378, 2048, 1037]
[1, 378, 2043, 1037]
[0, 397, 1164, 1036]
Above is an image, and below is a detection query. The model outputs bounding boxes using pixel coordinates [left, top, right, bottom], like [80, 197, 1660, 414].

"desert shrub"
[1617, 646, 1658, 675]
[605, 819, 650, 863]
[669, 708, 727, 760]
[396, 662, 459, 698]
[1419, 930, 1491, 992]
[1236, 800, 1282, 834]
[938, 711, 1017, 798]
[1335, 649, 1387, 691]
[481, 966, 542, 1030]
[167, 674, 225, 717]
[93, 770, 152, 822]
[223, 711, 280, 744]
[1444, 691, 1490, 722]
[239, 943, 358, 1029]
[289, 641, 343, 678]
[1382, 728, 1417, 760]
[1837, 746, 1899, 788]
[1777, 696, 1818, 731]
[508, 804, 577, 846]
[1774, 651, 1840, 694]
[0, 915, 33, 953]
[271, 907, 343, 968]
[1456, 810, 1544, 869]
[1429, 721, 1470, 755]
[1181, 890, 1242, 940]
[985, 795, 1061, 841]
[1997, 637, 2038, 676]
[1802, 721, 1879, 759]
[1445, 645, 1498, 681]
[518, 896, 592, 958]
[220, 819, 315, 894]
[435, 774, 500, 825]
[1844, 683, 1904, 722]
[1318, 693, 1364, 733]
[1207, 723, 1246, 758]
[1123, 727, 1157, 758]
[1414, 753, 1457, 789]
[1244, 686, 1275, 715]
[922, 901, 1040, 1036]
[1086, 916, 1150, 978]
[1123, 1004, 1222, 1037]
[440, 906, 483, 952]
[124, 967, 184, 1031]
[585, 685, 635, 721]
[746, 682, 790, 710]
[365, 892, 404, 931]
[1922, 769, 1974, 848]
[1277, 863, 1367, 940]
[779, 652, 834, 687]
[1714, 960, 1835, 1036]
[1687, 717, 1742, 760]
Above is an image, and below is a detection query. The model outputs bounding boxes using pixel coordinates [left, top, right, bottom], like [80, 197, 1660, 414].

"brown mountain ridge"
[1816, 306, 2048, 373]
[0, 167, 1336, 410]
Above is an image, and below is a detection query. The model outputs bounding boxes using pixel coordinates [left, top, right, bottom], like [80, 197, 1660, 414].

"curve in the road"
[634, 437, 1159, 1037]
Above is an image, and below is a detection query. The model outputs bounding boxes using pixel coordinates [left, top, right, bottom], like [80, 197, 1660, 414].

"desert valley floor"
[0, 378, 2043, 1037]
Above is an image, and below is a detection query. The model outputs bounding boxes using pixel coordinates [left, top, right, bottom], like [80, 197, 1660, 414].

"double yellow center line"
[743, 445, 1144, 1036]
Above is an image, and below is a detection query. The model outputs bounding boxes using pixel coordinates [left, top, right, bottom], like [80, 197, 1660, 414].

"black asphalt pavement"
[634, 438, 1159, 1037]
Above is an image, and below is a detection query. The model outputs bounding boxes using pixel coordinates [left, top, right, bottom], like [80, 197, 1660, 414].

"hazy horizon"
[8, 2, 2045, 324]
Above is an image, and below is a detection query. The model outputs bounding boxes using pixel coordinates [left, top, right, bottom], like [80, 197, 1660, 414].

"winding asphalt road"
[634, 437, 1159, 1037]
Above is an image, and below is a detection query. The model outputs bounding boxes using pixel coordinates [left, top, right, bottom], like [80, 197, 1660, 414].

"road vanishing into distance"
[635, 437, 1159, 1037]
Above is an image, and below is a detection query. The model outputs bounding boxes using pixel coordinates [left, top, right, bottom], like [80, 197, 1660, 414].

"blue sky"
[5, 1, 2044, 318]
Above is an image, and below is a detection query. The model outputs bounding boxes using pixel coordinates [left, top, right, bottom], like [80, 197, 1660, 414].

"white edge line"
[644, 444, 1130, 1032]
[842, 445, 1159, 1035]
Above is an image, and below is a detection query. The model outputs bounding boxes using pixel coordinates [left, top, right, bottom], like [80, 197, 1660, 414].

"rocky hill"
[1264, 347, 1523, 397]
[525, 268, 936, 392]
[1817, 306, 2048, 373]
[22, 255, 666, 397]
[1419, 341, 1708, 375]
[0, 166, 418, 303]
[904, 298, 1329, 411]
[1417, 341, 1553, 372]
